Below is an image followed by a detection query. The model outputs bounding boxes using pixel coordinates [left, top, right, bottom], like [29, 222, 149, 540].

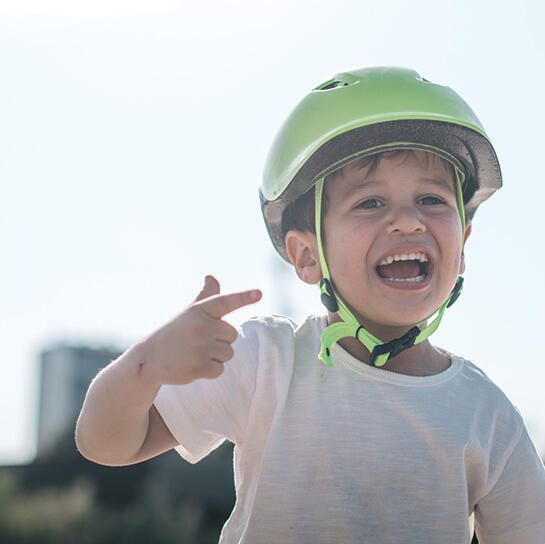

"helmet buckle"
[369, 326, 421, 366]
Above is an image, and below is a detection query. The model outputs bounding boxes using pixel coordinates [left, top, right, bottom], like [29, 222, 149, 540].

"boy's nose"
[386, 207, 426, 235]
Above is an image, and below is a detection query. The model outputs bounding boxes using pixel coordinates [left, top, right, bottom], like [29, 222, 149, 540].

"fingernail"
[249, 290, 261, 300]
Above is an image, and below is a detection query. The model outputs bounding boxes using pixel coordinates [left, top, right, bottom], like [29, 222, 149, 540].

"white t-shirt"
[154, 314, 545, 543]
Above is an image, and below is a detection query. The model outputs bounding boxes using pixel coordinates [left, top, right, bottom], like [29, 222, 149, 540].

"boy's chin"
[349, 310, 430, 335]
[334, 296, 443, 334]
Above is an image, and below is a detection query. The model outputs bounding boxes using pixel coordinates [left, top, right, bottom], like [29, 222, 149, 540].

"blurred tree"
[19, 431, 151, 508]
[1, 429, 235, 543]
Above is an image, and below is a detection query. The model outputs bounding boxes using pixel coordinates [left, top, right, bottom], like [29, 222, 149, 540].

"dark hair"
[281, 149, 453, 238]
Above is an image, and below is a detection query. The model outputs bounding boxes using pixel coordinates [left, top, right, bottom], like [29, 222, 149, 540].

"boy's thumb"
[195, 275, 220, 302]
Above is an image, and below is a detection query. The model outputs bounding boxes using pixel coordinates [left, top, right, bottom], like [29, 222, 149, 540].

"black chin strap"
[367, 326, 421, 366]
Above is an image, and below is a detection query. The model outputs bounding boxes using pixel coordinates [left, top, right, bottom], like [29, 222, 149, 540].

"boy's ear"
[285, 230, 323, 285]
[459, 219, 472, 274]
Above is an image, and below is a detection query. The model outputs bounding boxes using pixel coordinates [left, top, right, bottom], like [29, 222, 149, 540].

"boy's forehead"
[328, 150, 455, 193]
[348, 150, 451, 175]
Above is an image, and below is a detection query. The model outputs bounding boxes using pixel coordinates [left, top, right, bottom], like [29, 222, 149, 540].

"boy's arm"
[474, 424, 545, 543]
[136, 404, 179, 462]
[75, 276, 261, 466]
[75, 341, 178, 466]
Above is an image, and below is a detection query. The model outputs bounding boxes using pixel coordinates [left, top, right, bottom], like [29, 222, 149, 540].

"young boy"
[76, 66, 545, 543]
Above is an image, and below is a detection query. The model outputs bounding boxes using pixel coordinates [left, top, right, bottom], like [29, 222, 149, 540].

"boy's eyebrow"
[341, 176, 455, 201]
[420, 177, 456, 194]
[340, 179, 381, 201]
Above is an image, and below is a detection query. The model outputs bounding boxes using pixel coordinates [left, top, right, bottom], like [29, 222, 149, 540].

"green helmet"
[260, 66, 503, 368]
[261, 65, 502, 262]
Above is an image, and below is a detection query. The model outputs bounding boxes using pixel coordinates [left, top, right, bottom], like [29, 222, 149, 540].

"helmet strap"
[314, 164, 465, 368]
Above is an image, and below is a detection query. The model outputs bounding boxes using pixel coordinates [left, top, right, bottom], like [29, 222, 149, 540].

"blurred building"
[37, 344, 122, 458]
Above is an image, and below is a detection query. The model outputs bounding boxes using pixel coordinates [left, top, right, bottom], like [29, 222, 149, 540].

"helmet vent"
[314, 79, 350, 91]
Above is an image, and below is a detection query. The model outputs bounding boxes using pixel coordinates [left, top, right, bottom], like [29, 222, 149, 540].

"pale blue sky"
[1, 0, 544, 464]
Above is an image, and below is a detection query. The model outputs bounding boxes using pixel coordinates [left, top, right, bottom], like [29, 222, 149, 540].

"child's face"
[322, 151, 468, 331]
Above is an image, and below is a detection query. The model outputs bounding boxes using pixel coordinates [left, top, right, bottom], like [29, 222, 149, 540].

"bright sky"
[1, 0, 544, 464]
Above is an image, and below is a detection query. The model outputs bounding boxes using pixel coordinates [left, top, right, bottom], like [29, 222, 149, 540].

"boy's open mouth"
[375, 251, 431, 283]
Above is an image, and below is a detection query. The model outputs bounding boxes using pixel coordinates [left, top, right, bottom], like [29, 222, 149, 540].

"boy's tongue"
[377, 261, 420, 279]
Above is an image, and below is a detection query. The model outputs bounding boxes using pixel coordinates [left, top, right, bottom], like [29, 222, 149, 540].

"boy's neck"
[327, 312, 451, 377]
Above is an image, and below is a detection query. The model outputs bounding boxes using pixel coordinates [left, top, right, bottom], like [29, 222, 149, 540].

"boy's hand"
[142, 275, 262, 386]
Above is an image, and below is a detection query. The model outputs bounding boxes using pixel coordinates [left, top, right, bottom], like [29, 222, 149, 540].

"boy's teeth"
[385, 275, 426, 282]
[379, 252, 428, 266]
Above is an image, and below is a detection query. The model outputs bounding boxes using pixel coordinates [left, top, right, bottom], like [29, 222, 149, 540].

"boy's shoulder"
[239, 313, 325, 340]
[234, 313, 325, 370]
[453, 354, 517, 401]
[445, 352, 525, 433]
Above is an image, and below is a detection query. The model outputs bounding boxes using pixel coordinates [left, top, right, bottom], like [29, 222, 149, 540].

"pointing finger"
[199, 289, 262, 319]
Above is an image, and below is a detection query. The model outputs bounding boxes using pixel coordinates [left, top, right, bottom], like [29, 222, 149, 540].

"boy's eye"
[356, 198, 382, 209]
[419, 196, 445, 205]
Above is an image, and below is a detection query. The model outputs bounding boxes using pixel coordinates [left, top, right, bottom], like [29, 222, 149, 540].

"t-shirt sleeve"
[153, 320, 259, 464]
[474, 423, 545, 543]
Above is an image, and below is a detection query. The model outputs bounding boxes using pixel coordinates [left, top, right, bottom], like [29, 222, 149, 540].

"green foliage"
[0, 431, 234, 543]
[0, 471, 215, 543]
